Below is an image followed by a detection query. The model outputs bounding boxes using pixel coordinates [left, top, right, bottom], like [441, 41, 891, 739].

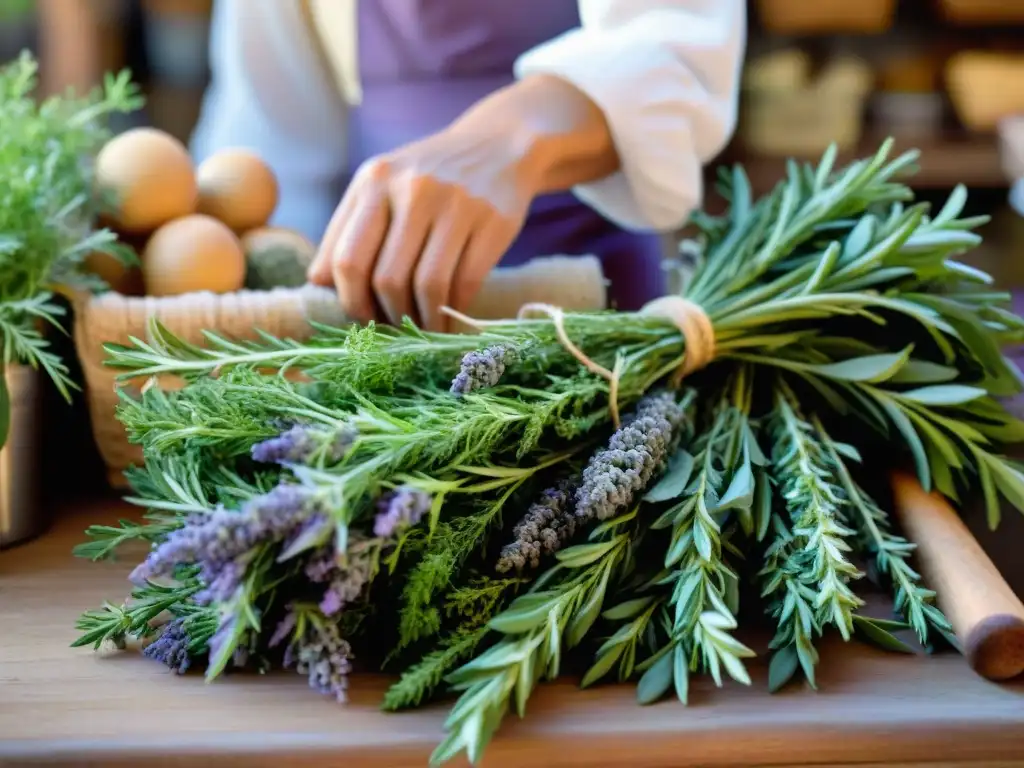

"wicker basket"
[939, 0, 1024, 24]
[757, 0, 896, 33]
[740, 52, 873, 157]
[72, 256, 608, 488]
[947, 52, 1024, 133]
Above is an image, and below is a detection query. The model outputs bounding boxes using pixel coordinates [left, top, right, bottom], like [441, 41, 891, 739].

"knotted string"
[516, 296, 716, 428]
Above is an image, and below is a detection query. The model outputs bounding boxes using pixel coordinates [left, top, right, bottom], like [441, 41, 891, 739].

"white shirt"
[191, 0, 746, 242]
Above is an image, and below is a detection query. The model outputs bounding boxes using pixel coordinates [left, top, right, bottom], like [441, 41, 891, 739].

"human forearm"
[449, 74, 620, 195]
[512, 0, 746, 231]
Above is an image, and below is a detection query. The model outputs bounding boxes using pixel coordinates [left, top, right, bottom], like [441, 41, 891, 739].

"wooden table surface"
[2, 502, 1024, 768]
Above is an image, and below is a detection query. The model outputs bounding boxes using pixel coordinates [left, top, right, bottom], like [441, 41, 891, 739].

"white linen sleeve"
[514, 0, 746, 232]
[189, 0, 349, 242]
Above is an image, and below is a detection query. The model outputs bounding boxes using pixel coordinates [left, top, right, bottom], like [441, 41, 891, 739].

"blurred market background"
[9, 0, 1023, 195]
[4, 0, 1024, 515]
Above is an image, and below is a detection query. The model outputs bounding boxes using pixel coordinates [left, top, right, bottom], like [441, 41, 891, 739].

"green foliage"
[69, 141, 1024, 766]
[0, 52, 141, 447]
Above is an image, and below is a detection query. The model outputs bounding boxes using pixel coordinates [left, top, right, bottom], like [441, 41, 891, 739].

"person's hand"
[307, 125, 539, 332]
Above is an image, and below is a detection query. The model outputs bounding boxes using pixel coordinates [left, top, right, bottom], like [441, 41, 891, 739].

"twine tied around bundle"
[515, 295, 716, 428]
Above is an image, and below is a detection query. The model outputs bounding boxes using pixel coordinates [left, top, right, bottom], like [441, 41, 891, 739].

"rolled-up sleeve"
[514, 0, 745, 232]
[190, 0, 349, 242]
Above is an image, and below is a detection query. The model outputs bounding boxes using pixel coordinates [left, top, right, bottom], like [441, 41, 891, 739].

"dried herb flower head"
[251, 424, 357, 465]
[496, 479, 577, 573]
[450, 344, 517, 395]
[575, 391, 686, 521]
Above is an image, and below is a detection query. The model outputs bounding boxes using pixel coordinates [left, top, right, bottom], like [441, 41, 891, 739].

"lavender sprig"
[496, 479, 578, 573]
[275, 608, 354, 703]
[374, 486, 432, 538]
[130, 484, 317, 603]
[251, 424, 357, 465]
[575, 392, 686, 522]
[305, 541, 374, 617]
[142, 617, 191, 674]
[450, 344, 516, 395]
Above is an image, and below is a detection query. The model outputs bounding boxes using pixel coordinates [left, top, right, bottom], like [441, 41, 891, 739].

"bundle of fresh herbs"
[74, 141, 1024, 765]
[0, 52, 140, 447]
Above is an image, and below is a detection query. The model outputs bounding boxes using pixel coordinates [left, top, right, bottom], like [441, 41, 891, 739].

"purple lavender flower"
[194, 558, 247, 605]
[131, 484, 316, 606]
[305, 541, 373, 617]
[373, 487, 432, 538]
[575, 392, 686, 522]
[251, 424, 357, 465]
[269, 610, 298, 649]
[497, 480, 578, 573]
[450, 344, 515, 395]
[143, 617, 191, 674]
[281, 615, 353, 703]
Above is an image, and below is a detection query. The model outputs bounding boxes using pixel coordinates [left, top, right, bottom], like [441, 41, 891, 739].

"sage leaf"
[852, 615, 915, 654]
[717, 461, 755, 511]
[875, 393, 931, 491]
[977, 455, 1001, 530]
[581, 644, 623, 689]
[808, 347, 911, 383]
[889, 359, 959, 384]
[636, 647, 674, 705]
[602, 597, 655, 622]
[556, 540, 617, 569]
[673, 643, 690, 704]
[644, 450, 694, 503]
[987, 458, 1024, 516]
[900, 385, 987, 406]
[487, 600, 555, 635]
[768, 646, 800, 693]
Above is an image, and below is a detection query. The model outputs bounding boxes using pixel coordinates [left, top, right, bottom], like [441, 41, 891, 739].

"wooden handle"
[891, 471, 1024, 680]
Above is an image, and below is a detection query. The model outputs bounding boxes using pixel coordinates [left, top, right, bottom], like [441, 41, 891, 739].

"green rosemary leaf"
[852, 615, 915, 654]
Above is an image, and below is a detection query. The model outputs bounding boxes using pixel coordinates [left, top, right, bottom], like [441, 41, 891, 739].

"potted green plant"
[0, 51, 140, 548]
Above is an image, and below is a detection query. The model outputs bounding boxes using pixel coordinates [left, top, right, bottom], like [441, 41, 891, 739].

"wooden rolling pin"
[891, 471, 1024, 680]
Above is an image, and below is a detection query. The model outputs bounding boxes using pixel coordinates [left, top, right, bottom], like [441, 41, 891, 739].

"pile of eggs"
[87, 127, 316, 297]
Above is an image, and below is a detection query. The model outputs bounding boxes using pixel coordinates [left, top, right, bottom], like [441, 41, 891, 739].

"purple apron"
[348, 0, 667, 310]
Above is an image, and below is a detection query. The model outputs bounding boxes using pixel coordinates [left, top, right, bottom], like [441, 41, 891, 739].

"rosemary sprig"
[432, 511, 637, 765]
[822, 428, 953, 646]
[768, 384, 864, 641]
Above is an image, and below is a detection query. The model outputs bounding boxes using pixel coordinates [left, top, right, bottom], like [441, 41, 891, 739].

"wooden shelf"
[1, 501, 1023, 767]
[713, 133, 1008, 195]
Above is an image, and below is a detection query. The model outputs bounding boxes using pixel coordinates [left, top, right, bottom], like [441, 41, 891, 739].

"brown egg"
[196, 149, 279, 232]
[142, 214, 246, 297]
[95, 127, 197, 234]
[83, 250, 144, 296]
